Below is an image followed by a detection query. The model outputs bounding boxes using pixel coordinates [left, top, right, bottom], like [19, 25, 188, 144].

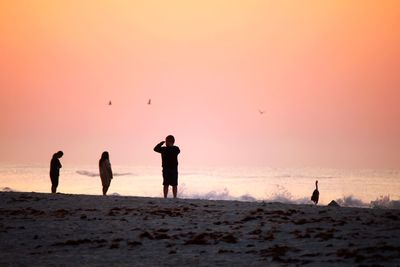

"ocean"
[1, 164, 399, 209]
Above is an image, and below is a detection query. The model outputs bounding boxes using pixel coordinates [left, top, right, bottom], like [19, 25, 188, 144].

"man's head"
[101, 151, 109, 160]
[165, 135, 175, 147]
[56, 151, 64, 158]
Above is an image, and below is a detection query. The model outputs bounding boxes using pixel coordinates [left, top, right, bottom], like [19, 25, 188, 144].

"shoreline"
[1, 191, 400, 266]
[1, 189, 398, 210]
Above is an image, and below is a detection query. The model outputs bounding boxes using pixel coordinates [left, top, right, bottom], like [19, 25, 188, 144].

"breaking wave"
[370, 195, 400, 209]
[335, 195, 369, 208]
[265, 185, 310, 204]
[180, 186, 400, 209]
[334, 195, 400, 209]
[180, 186, 310, 204]
[181, 188, 257, 202]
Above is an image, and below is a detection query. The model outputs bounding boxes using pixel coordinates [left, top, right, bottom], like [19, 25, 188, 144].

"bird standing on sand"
[148, 99, 151, 105]
[311, 180, 319, 205]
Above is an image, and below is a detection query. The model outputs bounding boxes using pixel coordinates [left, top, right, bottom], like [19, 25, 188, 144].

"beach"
[1, 192, 400, 266]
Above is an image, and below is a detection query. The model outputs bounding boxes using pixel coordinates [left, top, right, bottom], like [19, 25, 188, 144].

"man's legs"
[51, 176, 58, 193]
[163, 185, 169, 198]
[172, 186, 177, 198]
[102, 186, 109, 196]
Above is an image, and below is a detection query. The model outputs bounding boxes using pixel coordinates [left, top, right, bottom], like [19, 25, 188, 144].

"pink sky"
[1, 1, 399, 168]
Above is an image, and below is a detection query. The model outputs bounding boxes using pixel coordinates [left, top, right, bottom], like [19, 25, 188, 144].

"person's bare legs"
[172, 186, 177, 198]
[163, 185, 169, 198]
[103, 186, 109, 196]
[51, 177, 58, 193]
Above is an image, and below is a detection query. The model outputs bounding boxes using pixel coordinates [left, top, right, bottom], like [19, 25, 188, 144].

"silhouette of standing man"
[50, 151, 63, 193]
[154, 135, 180, 198]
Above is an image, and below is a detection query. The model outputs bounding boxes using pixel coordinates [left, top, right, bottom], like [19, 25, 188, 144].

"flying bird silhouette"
[108, 101, 112, 106]
[258, 109, 265, 115]
[148, 99, 151, 105]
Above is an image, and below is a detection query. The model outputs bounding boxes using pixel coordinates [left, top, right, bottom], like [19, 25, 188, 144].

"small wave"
[181, 188, 257, 202]
[76, 170, 133, 177]
[264, 185, 310, 204]
[76, 170, 98, 177]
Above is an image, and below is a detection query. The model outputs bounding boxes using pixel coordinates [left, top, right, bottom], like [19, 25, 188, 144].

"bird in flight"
[148, 99, 151, 105]
[108, 101, 112, 106]
[258, 109, 265, 115]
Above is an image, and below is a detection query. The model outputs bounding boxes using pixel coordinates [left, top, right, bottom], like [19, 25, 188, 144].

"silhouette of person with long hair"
[154, 135, 180, 198]
[50, 151, 63, 193]
[99, 151, 113, 196]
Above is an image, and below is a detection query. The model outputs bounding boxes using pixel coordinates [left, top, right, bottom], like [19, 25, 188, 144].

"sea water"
[1, 164, 399, 208]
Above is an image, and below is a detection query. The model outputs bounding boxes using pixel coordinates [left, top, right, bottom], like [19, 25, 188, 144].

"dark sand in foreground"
[1, 192, 400, 266]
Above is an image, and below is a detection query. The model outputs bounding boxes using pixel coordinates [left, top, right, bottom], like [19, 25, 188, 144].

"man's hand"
[160, 141, 165, 145]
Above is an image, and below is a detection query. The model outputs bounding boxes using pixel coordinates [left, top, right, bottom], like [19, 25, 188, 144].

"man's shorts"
[162, 170, 178, 186]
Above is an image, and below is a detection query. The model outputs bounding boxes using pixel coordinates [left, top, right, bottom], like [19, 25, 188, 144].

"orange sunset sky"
[1, 1, 399, 168]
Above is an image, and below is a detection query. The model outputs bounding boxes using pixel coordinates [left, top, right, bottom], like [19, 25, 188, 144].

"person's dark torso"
[50, 158, 61, 177]
[160, 146, 180, 171]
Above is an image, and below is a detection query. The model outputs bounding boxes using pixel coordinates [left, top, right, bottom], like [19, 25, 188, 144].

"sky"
[1, 0, 399, 168]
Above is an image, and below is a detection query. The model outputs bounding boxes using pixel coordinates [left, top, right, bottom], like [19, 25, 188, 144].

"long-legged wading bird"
[311, 180, 319, 205]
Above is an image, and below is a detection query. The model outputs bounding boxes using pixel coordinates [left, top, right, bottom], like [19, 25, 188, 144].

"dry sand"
[0, 191, 399, 267]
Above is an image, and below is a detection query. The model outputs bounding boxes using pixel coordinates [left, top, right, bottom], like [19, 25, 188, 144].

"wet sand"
[0, 191, 399, 266]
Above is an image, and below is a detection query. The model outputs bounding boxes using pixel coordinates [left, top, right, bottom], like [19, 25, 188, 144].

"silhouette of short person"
[99, 151, 113, 196]
[50, 151, 63, 193]
[154, 135, 180, 198]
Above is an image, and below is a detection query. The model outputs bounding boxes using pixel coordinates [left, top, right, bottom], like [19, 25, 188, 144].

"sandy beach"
[1, 191, 399, 267]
